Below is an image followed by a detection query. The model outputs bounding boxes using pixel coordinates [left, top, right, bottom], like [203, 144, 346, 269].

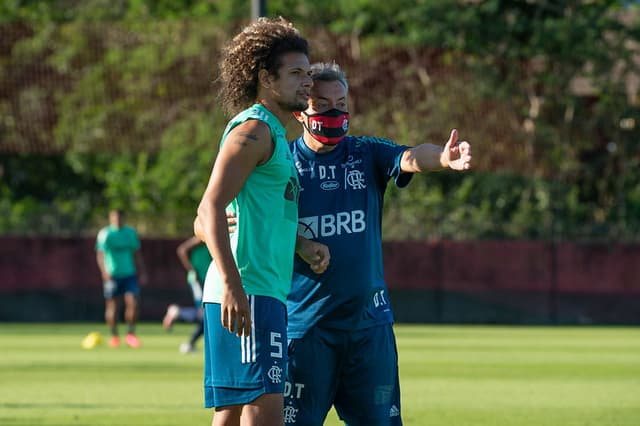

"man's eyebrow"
[315, 96, 346, 102]
[288, 66, 309, 73]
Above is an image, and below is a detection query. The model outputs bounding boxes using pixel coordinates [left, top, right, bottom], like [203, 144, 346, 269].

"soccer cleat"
[109, 335, 120, 348]
[125, 333, 141, 348]
[81, 331, 102, 349]
[179, 342, 195, 354]
[162, 304, 181, 331]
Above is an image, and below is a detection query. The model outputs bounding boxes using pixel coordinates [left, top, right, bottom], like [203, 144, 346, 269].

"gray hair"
[310, 62, 349, 91]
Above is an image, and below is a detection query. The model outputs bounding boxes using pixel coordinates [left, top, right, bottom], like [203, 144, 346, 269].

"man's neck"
[257, 99, 290, 127]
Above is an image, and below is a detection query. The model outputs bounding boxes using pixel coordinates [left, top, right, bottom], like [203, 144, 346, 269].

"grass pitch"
[0, 323, 638, 425]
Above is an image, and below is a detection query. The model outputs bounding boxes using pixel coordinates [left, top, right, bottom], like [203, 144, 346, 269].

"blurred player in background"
[283, 62, 472, 425]
[194, 17, 329, 426]
[162, 235, 211, 354]
[95, 209, 147, 348]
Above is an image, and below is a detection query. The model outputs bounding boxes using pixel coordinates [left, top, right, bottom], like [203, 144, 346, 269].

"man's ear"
[258, 69, 272, 89]
[292, 111, 304, 123]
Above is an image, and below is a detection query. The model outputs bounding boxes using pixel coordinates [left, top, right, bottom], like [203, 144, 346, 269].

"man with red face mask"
[283, 62, 472, 425]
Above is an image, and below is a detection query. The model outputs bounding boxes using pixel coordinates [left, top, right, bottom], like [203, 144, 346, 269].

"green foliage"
[1, 1, 639, 239]
[103, 111, 224, 235]
[383, 172, 555, 241]
[0, 154, 100, 234]
[0, 0, 248, 23]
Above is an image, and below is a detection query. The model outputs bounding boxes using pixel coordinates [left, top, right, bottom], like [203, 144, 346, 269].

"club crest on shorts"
[267, 364, 283, 383]
[283, 404, 298, 423]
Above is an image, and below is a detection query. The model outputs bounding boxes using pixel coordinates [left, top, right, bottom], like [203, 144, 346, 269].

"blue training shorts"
[103, 275, 139, 299]
[203, 295, 287, 408]
[284, 323, 402, 426]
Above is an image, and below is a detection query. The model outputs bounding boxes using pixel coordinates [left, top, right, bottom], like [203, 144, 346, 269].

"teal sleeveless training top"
[95, 225, 140, 278]
[202, 104, 299, 304]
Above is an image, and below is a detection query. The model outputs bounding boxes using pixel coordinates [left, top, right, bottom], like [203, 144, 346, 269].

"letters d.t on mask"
[302, 109, 350, 145]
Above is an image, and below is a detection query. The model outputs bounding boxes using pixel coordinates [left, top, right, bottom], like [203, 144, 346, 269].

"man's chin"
[281, 100, 308, 113]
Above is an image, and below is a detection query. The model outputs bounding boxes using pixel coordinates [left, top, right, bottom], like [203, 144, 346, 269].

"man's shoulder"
[236, 105, 283, 133]
[349, 135, 397, 147]
[341, 136, 396, 159]
[224, 106, 279, 144]
[96, 226, 112, 248]
[226, 118, 277, 154]
[97, 226, 110, 239]
[122, 225, 139, 236]
[228, 118, 271, 136]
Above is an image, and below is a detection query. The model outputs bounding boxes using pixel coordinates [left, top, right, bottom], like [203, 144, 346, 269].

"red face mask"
[302, 109, 350, 145]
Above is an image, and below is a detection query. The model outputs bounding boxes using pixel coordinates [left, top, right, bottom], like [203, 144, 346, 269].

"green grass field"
[1, 323, 638, 425]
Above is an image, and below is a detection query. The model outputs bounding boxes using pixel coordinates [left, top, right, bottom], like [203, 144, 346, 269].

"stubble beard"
[278, 98, 308, 113]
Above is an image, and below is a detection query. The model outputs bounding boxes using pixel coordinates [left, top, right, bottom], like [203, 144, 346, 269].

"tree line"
[1, 0, 639, 240]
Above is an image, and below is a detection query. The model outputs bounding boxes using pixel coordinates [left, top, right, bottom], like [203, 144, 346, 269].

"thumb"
[447, 129, 458, 148]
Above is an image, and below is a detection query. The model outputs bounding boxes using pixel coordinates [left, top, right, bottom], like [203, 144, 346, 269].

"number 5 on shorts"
[270, 332, 282, 358]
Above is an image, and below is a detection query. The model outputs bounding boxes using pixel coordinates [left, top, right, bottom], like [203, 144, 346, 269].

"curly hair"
[219, 17, 309, 116]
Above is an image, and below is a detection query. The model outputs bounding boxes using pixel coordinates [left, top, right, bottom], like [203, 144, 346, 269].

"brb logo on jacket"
[298, 210, 366, 239]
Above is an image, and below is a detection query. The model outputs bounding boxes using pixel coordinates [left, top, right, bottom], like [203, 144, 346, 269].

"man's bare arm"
[196, 120, 272, 336]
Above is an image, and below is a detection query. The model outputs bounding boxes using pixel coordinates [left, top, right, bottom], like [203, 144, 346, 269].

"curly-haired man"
[195, 17, 329, 426]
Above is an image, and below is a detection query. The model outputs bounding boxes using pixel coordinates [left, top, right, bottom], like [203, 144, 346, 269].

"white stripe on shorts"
[250, 295, 256, 362]
[241, 330, 246, 363]
[241, 295, 257, 364]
